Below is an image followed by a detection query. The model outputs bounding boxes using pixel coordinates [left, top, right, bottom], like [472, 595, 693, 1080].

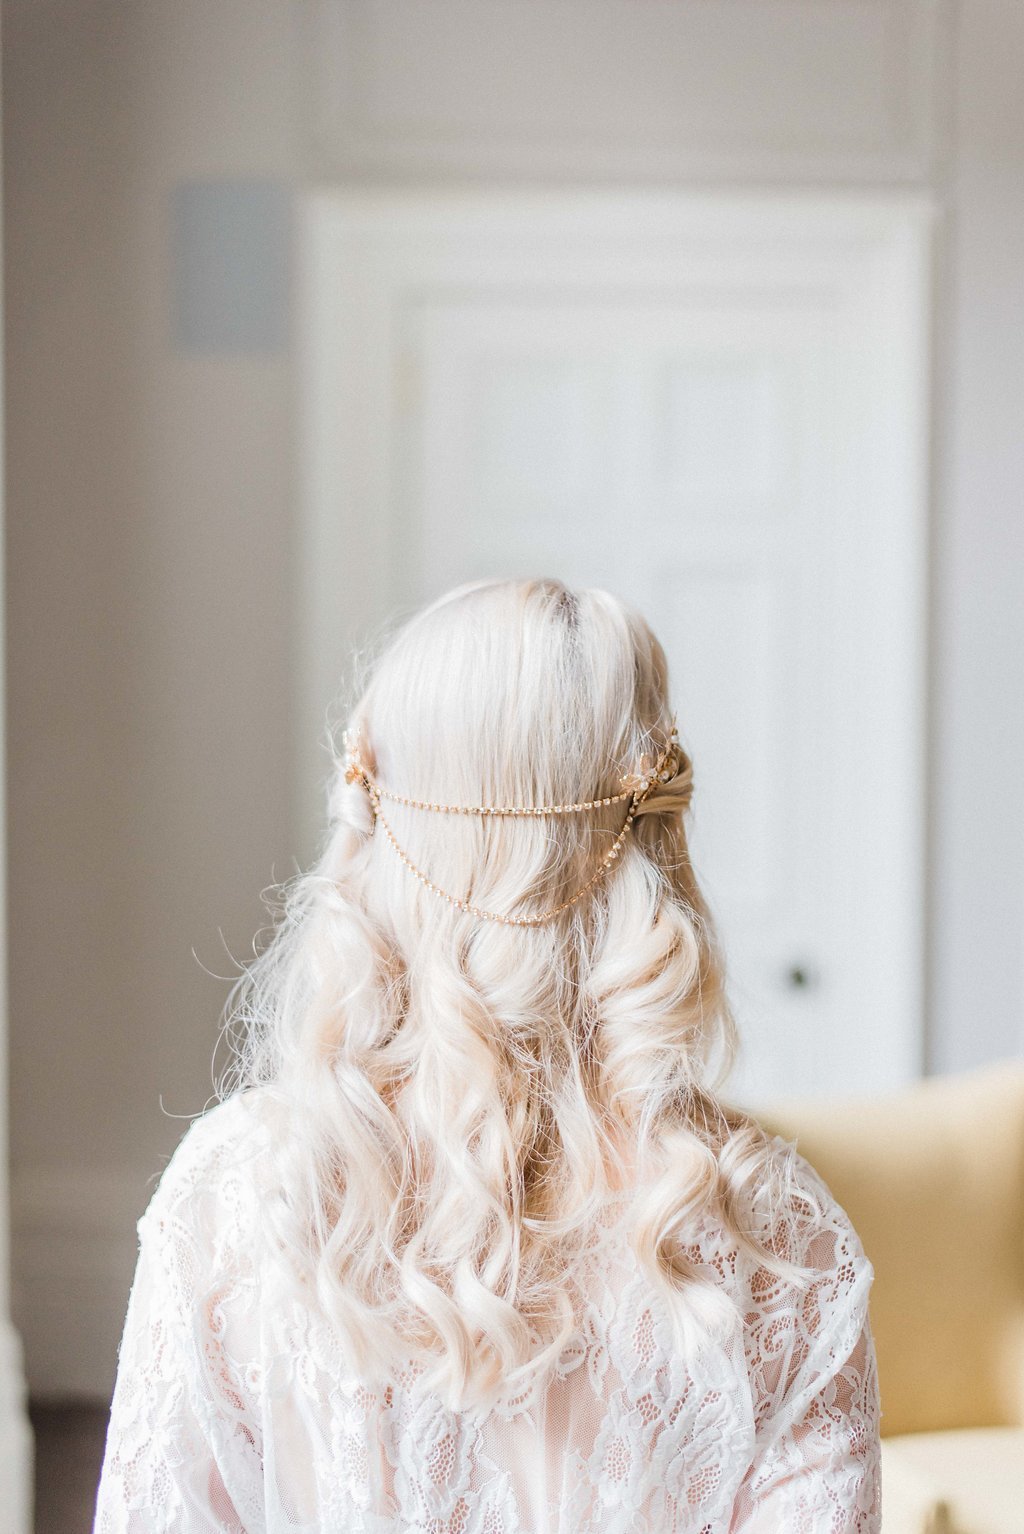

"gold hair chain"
[342, 723, 681, 928]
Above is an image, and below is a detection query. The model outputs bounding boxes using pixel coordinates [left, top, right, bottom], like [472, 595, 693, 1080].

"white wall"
[4, 0, 1022, 1398]
[930, 1, 1024, 1070]
[5, 0, 301, 1397]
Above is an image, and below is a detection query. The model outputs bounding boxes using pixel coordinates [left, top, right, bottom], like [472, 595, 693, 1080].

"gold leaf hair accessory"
[341, 721, 685, 927]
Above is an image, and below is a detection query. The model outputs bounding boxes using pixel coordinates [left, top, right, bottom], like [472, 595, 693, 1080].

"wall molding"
[305, 0, 953, 185]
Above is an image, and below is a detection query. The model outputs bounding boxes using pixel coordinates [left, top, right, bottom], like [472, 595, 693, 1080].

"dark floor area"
[30, 1401, 108, 1534]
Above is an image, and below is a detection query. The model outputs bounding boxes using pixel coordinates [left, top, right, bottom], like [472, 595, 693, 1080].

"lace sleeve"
[729, 1146, 882, 1533]
[93, 1099, 267, 1534]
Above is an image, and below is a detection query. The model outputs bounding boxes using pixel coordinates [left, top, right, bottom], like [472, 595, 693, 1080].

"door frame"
[295, 189, 934, 1095]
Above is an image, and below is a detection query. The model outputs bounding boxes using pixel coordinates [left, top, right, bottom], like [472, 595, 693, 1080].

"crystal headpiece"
[342, 720, 685, 928]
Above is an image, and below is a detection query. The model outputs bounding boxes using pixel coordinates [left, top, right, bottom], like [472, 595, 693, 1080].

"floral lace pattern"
[94, 1091, 881, 1532]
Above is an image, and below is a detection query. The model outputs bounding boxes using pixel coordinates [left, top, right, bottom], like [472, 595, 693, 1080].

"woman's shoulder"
[755, 1128, 873, 1276]
[730, 1128, 876, 1369]
[139, 1087, 279, 1251]
[677, 1116, 874, 1328]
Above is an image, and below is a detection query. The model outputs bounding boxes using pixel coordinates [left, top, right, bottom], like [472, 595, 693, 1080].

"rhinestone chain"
[367, 786, 639, 927]
[344, 723, 680, 927]
[358, 784, 633, 817]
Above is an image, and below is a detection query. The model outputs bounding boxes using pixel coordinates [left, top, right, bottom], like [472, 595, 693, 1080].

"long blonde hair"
[223, 577, 810, 1407]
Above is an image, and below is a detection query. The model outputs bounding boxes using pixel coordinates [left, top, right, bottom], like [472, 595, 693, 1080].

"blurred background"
[1, 1, 1022, 1528]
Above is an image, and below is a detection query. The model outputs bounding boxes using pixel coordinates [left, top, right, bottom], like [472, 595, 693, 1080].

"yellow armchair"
[759, 1058, 1024, 1534]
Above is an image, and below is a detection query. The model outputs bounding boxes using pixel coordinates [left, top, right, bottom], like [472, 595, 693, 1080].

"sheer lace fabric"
[94, 1091, 881, 1532]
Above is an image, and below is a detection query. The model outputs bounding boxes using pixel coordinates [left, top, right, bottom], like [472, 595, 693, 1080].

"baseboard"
[0, 1316, 33, 1534]
[11, 1165, 146, 1400]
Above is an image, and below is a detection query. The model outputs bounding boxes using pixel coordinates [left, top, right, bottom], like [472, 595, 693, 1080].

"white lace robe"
[94, 1091, 881, 1532]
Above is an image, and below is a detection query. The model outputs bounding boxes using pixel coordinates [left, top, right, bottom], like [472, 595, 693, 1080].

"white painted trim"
[0, 4, 34, 1517]
[305, 0, 953, 186]
[0, 1320, 31, 1534]
[11, 1166, 143, 1402]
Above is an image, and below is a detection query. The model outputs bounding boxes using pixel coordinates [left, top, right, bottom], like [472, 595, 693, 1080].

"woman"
[95, 577, 881, 1532]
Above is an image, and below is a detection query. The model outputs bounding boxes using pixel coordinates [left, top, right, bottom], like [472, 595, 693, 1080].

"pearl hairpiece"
[341, 721, 682, 928]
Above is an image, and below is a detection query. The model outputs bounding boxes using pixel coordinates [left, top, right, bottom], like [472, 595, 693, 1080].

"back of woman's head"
[226, 576, 807, 1407]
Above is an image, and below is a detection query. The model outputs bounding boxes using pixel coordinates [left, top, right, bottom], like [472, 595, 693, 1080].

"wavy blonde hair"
[223, 577, 811, 1408]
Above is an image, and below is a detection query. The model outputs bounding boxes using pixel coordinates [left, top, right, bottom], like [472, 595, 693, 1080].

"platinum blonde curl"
[221, 577, 816, 1409]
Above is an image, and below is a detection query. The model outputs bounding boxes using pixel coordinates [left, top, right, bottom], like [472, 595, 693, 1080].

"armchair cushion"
[881, 1427, 1024, 1534]
[758, 1060, 1024, 1437]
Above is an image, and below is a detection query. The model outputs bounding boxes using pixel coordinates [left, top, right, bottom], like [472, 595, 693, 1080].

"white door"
[298, 192, 932, 1109]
